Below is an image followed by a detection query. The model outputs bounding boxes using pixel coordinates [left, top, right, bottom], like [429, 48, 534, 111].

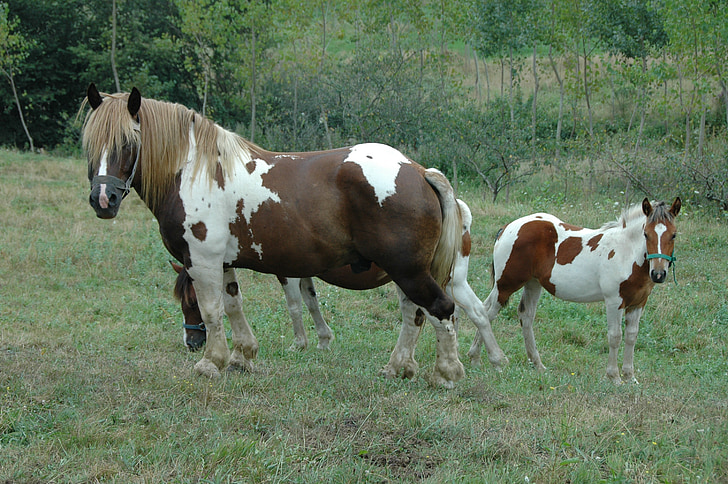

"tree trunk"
[250, 25, 257, 143]
[3, 68, 34, 151]
[547, 46, 564, 159]
[111, 0, 120, 92]
[531, 40, 539, 160]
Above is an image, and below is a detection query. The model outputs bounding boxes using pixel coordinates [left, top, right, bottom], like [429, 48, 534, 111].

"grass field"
[1, 149, 726, 483]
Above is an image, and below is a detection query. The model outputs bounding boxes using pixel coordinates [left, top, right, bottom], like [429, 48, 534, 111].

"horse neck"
[602, 216, 648, 267]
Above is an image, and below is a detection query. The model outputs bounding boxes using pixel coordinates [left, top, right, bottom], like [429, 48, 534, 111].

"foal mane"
[601, 200, 674, 233]
[82, 91, 254, 210]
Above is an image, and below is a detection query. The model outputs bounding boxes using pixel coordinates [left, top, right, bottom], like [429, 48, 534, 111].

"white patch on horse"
[344, 143, 411, 206]
[179, 130, 281, 265]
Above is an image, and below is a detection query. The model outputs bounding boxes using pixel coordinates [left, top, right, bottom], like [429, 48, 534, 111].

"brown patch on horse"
[618, 261, 653, 309]
[246, 160, 256, 174]
[226, 282, 239, 297]
[556, 237, 582, 265]
[587, 234, 603, 251]
[191, 221, 207, 241]
[461, 232, 471, 257]
[214, 163, 225, 190]
[496, 220, 557, 306]
[560, 222, 582, 231]
[608, 249, 615, 259]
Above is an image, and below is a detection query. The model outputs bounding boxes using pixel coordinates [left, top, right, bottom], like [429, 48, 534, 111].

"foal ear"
[169, 260, 184, 274]
[641, 197, 652, 217]
[670, 197, 682, 217]
[87, 83, 103, 110]
[128, 87, 142, 117]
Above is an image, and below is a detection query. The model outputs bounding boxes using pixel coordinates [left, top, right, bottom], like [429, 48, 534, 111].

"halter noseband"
[646, 251, 677, 284]
[90, 126, 141, 200]
[183, 323, 207, 332]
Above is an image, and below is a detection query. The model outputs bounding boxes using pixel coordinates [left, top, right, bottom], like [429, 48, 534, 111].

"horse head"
[84, 83, 142, 219]
[642, 197, 681, 284]
[170, 261, 207, 352]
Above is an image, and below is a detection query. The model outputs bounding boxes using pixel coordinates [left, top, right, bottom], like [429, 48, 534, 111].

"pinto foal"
[468, 198, 681, 384]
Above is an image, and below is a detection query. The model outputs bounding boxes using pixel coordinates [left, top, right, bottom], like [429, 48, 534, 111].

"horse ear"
[169, 260, 184, 274]
[670, 197, 682, 217]
[88, 83, 103, 110]
[641, 197, 652, 217]
[128, 87, 142, 117]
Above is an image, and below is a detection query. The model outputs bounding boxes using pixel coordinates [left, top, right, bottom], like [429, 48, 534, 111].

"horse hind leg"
[381, 286, 422, 380]
[519, 280, 546, 371]
[395, 277, 464, 388]
[299, 278, 334, 350]
[223, 268, 259, 372]
[621, 307, 643, 384]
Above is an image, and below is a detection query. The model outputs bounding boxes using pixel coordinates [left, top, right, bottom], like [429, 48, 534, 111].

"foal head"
[642, 197, 681, 284]
[170, 261, 207, 351]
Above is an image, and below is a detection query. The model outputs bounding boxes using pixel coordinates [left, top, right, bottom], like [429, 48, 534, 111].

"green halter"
[646, 251, 677, 284]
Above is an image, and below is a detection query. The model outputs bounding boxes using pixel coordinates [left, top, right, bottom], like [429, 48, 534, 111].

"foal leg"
[605, 301, 626, 384]
[519, 280, 546, 371]
[467, 288, 505, 367]
[449, 265, 508, 370]
[279, 277, 309, 351]
[381, 286, 422, 380]
[299, 278, 334, 350]
[621, 307, 643, 384]
[223, 268, 259, 372]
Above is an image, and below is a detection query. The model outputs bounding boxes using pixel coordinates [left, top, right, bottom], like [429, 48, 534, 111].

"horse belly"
[548, 261, 604, 303]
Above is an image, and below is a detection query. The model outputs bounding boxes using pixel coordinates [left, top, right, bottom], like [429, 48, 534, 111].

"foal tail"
[424, 168, 462, 287]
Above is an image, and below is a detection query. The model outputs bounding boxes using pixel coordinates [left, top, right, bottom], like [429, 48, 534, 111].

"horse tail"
[491, 226, 506, 286]
[424, 168, 462, 288]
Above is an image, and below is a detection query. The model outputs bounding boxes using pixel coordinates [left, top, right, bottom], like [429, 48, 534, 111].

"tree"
[0, 2, 33, 150]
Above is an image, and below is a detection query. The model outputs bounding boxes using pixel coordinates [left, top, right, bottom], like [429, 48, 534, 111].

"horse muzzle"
[183, 323, 207, 352]
[650, 269, 667, 284]
[89, 174, 132, 219]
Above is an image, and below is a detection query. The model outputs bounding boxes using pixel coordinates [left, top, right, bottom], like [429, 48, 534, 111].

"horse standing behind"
[82, 84, 500, 387]
[171, 200, 509, 374]
[468, 198, 681, 384]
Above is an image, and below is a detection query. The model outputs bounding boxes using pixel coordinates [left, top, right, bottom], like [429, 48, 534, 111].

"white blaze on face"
[344, 143, 411, 206]
[97, 149, 110, 209]
[653, 223, 667, 255]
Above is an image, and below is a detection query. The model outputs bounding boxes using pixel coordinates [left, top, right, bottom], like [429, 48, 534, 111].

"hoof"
[380, 361, 418, 380]
[432, 360, 465, 388]
[228, 352, 254, 373]
[194, 359, 222, 378]
[242, 342, 259, 360]
[489, 353, 510, 372]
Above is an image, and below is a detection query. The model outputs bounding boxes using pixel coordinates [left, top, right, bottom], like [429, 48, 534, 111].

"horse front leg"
[381, 287, 422, 380]
[188, 266, 229, 378]
[299, 278, 334, 350]
[621, 307, 643, 384]
[223, 268, 258, 372]
[605, 302, 625, 385]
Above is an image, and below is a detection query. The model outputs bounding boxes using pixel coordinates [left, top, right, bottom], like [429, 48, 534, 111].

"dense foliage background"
[1, 0, 727, 212]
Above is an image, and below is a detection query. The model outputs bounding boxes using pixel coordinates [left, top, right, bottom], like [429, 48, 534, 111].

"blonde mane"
[82, 91, 252, 210]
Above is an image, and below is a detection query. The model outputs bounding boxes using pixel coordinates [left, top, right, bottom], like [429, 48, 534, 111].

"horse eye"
[671, 233, 677, 240]
[643, 232, 648, 239]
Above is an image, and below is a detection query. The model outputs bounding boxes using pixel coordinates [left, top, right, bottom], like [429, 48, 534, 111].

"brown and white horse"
[171, 200, 509, 377]
[467, 198, 681, 384]
[82, 84, 496, 386]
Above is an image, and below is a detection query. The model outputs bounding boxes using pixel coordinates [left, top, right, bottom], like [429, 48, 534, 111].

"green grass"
[1, 149, 726, 483]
